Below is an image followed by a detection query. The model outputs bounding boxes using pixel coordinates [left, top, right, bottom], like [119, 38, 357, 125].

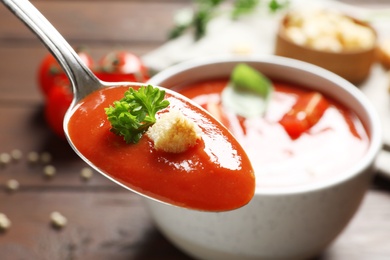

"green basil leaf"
[222, 64, 273, 118]
[231, 63, 272, 98]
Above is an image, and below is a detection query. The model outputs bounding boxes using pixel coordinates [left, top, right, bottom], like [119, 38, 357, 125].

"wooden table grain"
[1, 1, 390, 259]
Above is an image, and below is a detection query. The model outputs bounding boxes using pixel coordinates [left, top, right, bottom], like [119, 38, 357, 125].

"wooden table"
[0, 0, 390, 259]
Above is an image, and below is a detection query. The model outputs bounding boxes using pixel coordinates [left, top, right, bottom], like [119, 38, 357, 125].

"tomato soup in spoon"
[67, 85, 255, 211]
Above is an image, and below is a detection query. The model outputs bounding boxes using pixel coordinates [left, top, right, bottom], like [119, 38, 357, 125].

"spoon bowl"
[2, 0, 256, 211]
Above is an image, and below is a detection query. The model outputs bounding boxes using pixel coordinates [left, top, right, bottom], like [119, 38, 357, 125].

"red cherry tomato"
[44, 84, 73, 138]
[38, 54, 67, 96]
[38, 50, 94, 96]
[95, 51, 149, 83]
[279, 92, 329, 139]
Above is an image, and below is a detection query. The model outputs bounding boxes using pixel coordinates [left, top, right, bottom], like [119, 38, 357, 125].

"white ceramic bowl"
[145, 56, 382, 260]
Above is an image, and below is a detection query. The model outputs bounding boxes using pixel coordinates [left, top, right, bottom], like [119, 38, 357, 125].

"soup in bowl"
[144, 56, 382, 260]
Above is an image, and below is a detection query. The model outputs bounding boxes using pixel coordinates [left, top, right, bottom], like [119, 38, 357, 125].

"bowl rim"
[148, 55, 383, 196]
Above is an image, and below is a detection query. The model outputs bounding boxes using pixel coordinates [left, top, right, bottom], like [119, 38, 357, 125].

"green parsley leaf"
[268, 0, 289, 13]
[231, 0, 259, 20]
[105, 85, 170, 144]
[168, 0, 288, 40]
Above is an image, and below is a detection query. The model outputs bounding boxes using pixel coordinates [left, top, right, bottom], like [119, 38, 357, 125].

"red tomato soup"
[67, 86, 255, 211]
[175, 79, 370, 189]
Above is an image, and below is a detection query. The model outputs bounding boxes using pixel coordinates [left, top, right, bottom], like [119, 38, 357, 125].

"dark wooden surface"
[1, 1, 390, 259]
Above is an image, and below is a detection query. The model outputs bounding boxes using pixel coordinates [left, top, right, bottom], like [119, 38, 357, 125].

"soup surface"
[176, 79, 370, 188]
[67, 86, 255, 211]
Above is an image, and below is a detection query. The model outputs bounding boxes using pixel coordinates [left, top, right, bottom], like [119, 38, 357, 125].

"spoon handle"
[2, 0, 101, 102]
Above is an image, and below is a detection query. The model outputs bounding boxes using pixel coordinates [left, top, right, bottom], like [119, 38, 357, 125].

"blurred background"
[0, 0, 390, 259]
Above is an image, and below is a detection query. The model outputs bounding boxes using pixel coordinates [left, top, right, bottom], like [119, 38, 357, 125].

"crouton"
[147, 109, 202, 153]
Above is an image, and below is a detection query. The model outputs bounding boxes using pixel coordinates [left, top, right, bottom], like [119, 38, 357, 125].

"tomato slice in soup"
[279, 92, 329, 139]
[67, 86, 255, 212]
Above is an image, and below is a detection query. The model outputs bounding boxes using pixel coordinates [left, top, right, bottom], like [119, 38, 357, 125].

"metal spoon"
[2, 0, 256, 210]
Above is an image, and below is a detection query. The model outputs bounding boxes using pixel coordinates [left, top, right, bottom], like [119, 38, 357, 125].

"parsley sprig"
[169, 0, 288, 40]
[105, 85, 170, 144]
[231, 0, 260, 19]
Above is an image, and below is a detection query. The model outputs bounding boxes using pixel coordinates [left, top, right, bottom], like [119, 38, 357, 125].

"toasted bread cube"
[147, 110, 202, 153]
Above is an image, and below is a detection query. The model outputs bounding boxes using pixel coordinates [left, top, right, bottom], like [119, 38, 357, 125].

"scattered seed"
[27, 151, 40, 164]
[80, 167, 94, 181]
[10, 149, 22, 161]
[43, 165, 56, 178]
[6, 179, 19, 192]
[0, 153, 12, 166]
[40, 152, 52, 164]
[50, 211, 67, 229]
[0, 213, 11, 232]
